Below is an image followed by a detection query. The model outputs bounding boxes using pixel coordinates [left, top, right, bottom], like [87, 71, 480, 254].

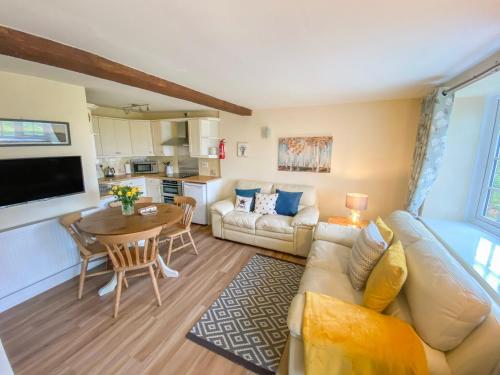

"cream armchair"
[210, 180, 319, 257]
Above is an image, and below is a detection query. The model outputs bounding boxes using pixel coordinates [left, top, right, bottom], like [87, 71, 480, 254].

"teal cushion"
[235, 188, 261, 211]
[275, 189, 303, 216]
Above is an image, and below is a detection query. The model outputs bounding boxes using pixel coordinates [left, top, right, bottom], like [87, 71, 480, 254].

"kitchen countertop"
[98, 173, 221, 184]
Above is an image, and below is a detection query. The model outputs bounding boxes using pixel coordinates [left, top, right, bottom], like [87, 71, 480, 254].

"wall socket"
[201, 161, 209, 169]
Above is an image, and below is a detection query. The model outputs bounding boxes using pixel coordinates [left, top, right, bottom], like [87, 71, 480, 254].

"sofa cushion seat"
[306, 240, 351, 273]
[256, 214, 294, 234]
[287, 242, 363, 337]
[223, 211, 261, 231]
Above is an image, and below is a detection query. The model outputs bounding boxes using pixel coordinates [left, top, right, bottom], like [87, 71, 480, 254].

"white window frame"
[468, 96, 500, 236]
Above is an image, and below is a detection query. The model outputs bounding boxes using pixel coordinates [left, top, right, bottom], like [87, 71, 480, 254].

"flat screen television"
[0, 156, 85, 207]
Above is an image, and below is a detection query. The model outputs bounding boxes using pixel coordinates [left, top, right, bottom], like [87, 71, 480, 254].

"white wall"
[219, 99, 420, 219]
[0, 71, 99, 229]
[0, 72, 100, 312]
[423, 96, 485, 220]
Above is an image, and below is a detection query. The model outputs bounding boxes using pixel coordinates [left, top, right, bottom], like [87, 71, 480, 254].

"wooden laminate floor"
[0, 225, 305, 375]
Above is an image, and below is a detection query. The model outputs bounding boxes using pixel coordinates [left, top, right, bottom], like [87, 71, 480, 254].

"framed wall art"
[278, 136, 332, 173]
[0, 119, 71, 146]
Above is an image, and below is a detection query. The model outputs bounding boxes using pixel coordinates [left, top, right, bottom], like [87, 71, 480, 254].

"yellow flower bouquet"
[109, 185, 143, 215]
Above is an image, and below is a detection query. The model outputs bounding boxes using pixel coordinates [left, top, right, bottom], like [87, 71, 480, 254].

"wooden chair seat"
[85, 241, 109, 257]
[159, 223, 189, 238]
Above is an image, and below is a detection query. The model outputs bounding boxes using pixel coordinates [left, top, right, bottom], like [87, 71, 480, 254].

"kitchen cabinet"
[96, 117, 132, 156]
[115, 178, 147, 196]
[188, 118, 220, 158]
[113, 119, 133, 155]
[130, 120, 154, 156]
[145, 178, 162, 203]
[91, 117, 103, 156]
[98, 117, 116, 156]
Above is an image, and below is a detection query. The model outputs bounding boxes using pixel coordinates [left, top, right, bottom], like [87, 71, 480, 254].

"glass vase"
[121, 202, 134, 216]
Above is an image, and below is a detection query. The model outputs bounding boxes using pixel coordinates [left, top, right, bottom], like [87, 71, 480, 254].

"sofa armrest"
[292, 206, 319, 227]
[287, 293, 305, 338]
[314, 222, 360, 247]
[210, 199, 235, 217]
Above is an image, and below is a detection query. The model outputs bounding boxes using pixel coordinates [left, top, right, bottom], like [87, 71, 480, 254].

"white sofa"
[210, 180, 319, 257]
[286, 211, 500, 375]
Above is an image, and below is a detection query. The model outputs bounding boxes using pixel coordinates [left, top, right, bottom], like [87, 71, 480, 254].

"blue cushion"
[235, 188, 261, 211]
[275, 189, 303, 216]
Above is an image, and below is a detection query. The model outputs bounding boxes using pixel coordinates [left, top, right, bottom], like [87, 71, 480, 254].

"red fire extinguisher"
[219, 139, 226, 160]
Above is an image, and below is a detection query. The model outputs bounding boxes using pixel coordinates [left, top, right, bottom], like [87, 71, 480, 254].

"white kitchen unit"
[145, 178, 162, 203]
[102, 177, 162, 203]
[182, 179, 223, 225]
[91, 117, 103, 156]
[92, 116, 154, 157]
[95, 117, 132, 156]
[188, 118, 220, 158]
[129, 120, 154, 156]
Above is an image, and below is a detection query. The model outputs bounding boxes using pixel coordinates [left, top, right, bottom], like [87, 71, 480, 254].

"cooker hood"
[162, 121, 189, 146]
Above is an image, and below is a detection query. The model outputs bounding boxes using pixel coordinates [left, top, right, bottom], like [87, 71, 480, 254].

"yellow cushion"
[363, 240, 407, 312]
[303, 292, 428, 375]
[376, 216, 394, 245]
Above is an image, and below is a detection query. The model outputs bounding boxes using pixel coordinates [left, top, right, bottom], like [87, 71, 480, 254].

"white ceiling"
[0, 0, 499, 111]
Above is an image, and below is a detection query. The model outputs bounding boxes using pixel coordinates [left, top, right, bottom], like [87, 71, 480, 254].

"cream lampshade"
[346, 193, 368, 225]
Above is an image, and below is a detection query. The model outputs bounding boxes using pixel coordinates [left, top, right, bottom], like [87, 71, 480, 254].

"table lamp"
[346, 193, 368, 225]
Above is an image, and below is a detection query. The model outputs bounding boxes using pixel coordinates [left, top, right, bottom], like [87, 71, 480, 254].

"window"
[474, 97, 500, 235]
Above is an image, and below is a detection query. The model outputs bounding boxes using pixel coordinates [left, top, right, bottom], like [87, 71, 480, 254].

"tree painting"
[277, 136, 332, 173]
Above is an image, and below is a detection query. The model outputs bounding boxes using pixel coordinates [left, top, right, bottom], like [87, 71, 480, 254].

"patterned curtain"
[407, 88, 455, 215]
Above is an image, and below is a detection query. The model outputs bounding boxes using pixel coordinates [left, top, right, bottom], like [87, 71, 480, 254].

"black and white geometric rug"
[186, 254, 304, 374]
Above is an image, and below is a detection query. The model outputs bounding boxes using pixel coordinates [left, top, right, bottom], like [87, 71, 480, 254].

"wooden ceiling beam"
[0, 25, 252, 116]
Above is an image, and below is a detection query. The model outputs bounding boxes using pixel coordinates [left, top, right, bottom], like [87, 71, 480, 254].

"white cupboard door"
[98, 118, 116, 156]
[183, 183, 207, 225]
[130, 120, 153, 156]
[113, 119, 132, 155]
[91, 117, 103, 156]
[188, 119, 201, 157]
[146, 179, 162, 203]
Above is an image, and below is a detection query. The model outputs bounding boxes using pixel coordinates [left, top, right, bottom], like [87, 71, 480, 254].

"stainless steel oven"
[162, 179, 182, 204]
[132, 160, 159, 174]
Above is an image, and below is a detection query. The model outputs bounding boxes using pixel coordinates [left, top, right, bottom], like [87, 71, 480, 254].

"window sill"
[419, 218, 499, 304]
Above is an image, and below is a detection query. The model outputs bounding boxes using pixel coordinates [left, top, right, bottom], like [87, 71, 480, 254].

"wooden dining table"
[78, 203, 184, 296]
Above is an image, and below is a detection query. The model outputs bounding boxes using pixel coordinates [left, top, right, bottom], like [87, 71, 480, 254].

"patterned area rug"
[187, 254, 304, 374]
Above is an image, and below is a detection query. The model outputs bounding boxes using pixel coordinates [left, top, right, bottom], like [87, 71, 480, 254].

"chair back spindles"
[96, 227, 162, 270]
[60, 212, 93, 257]
[174, 196, 196, 228]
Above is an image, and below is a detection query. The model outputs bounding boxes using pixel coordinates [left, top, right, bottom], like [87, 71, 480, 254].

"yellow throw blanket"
[302, 292, 428, 375]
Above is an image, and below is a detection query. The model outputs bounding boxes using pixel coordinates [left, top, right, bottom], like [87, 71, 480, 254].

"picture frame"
[277, 136, 333, 173]
[0, 118, 71, 146]
[237, 142, 249, 157]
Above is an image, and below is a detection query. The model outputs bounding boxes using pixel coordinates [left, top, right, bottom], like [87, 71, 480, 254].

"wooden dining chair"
[160, 196, 198, 265]
[95, 226, 163, 318]
[60, 212, 113, 299]
[108, 196, 153, 208]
